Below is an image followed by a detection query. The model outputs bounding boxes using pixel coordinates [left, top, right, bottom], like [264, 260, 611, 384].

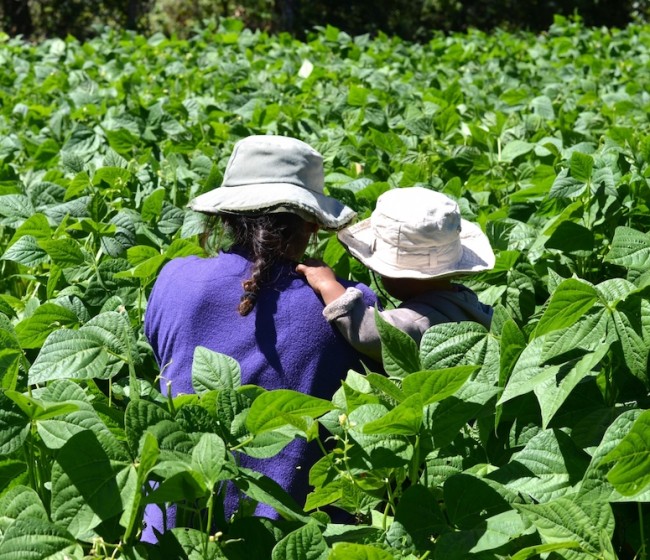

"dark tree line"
[1, 0, 648, 42]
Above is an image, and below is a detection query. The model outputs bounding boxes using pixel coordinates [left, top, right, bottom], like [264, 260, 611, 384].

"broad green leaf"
[363, 393, 423, 436]
[120, 432, 159, 539]
[488, 429, 589, 502]
[0, 517, 83, 559]
[365, 372, 405, 403]
[375, 309, 420, 378]
[602, 409, 650, 496]
[233, 467, 312, 523]
[191, 432, 227, 489]
[271, 523, 329, 560]
[610, 309, 648, 379]
[580, 410, 650, 502]
[246, 390, 333, 435]
[443, 474, 511, 530]
[420, 322, 489, 370]
[604, 226, 650, 269]
[385, 484, 447, 552]
[0, 460, 26, 495]
[570, 151, 594, 182]
[15, 303, 79, 349]
[501, 140, 534, 161]
[329, 542, 394, 560]
[1, 235, 49, 266]
[29, 311, 136, 383]
[125, 399, 194, 458]
[499, 336, 560, 404]
[533, 343, 609, 428]
[161, 527, 223, 559]
[0, 391, 30, 455]
[192, 346, 241, 393]
[510, 541, 582, 560]
[4, 390, 78, 421]
[0, 486, 47, 530]
[498, 319, 526, 388]
[535, 278, 600, 337]
[50, 430, 132, 539]
[433, 510, 532, 559]
[38, 238, 85, 266]
[545, 221, 594, 254]
[401, 366, 477, 405]
[515, 496, 614, 558]
[141, 188, 166, 222]
[0, 328, 22, 390]
[347, 405, 413, 469]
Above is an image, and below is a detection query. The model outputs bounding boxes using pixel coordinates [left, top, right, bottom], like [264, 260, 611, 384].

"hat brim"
[188, 183, 356, 230]
[338, 217, 495, 279]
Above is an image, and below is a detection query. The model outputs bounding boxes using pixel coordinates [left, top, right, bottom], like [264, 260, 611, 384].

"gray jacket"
[323, 285, 493, 363]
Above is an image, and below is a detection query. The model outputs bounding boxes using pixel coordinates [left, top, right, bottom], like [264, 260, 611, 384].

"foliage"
[0, 16, 650, 558]
[2, 0, 650, 42]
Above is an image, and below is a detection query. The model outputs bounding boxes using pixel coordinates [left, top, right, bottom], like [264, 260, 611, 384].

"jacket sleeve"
[322, 287, 384, 363]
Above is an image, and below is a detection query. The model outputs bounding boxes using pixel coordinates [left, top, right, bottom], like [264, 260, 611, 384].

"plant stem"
[639, 502, 647, 560]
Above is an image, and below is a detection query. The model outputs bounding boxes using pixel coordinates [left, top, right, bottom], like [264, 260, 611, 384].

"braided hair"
[200, 212, 313, 316]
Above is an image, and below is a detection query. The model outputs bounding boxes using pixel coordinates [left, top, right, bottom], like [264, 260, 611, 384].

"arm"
[296, 260, 383, 362]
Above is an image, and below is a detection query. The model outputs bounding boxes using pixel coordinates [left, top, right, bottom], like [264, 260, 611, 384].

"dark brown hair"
[200, 212, 312, 316]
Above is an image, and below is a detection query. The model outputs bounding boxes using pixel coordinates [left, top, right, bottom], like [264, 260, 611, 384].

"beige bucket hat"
[337, 187, 495, 279]
[188, 135, 356, 230]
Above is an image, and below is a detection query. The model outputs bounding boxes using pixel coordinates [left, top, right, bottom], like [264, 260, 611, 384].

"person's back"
[142, 135, 377, 542]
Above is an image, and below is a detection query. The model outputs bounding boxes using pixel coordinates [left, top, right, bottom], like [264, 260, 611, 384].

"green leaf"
[50, 430, 133, 539]
[192, 432, 228, 489]
[0, 485, 48, 528]
[0, 518, 83, 559]
[29, 311, 136, 383]
[363, 393, 422, 436]
[515, 496, 614, 557]
[534, 278, 600, 337]
[0, 391, 30, 455]
[510, 541, 582, 560]
[1, 235, 49, 266]
[124, 399, 194, 458]
[192, 346, 241, 393]
[271, 523, 329, 560]
[246, 390, 333, 435]
[15, 303, 79, 349]
[420, 322, 489, 370]
[0, 328, 22, 390]
[545, 221, 594, 253]
[38, 238, 85, 266]
[602, 409, 650, 496]
[4, 390, 78, 421]
[375, 309, 420, 378]
[489, 429, 590, 502]
[233, 468, 312, 523]
[534, 343, 609, 428]
[329, 542, 395, 560]
[611, 309, 649, 380]
[402, 366, 476, 405]
[604, 226, 650, 269]
[501, 140, 534, 161]
[569, 151, 594, 182]
[385, 484, 447, 552]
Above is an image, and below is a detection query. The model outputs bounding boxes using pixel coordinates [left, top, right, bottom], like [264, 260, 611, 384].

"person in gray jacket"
[296, 186, 495, 363]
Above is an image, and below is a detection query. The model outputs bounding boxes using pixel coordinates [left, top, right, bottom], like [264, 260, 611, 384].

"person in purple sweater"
[142, 135, 378, 542]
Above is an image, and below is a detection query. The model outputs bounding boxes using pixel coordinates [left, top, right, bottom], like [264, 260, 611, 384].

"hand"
[296, 259, 346, 303]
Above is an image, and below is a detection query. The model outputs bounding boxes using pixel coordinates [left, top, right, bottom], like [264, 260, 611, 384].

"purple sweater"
[142, 250, 377, 540]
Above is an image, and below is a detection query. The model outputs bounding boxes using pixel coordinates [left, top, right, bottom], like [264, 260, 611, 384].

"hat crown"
[222, 135, 325, 194]
[372, 187, 462, 253]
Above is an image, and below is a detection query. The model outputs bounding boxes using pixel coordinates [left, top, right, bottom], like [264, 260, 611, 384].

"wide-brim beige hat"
[188, 135, 356, 230]
[337, 187, 495, 279]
